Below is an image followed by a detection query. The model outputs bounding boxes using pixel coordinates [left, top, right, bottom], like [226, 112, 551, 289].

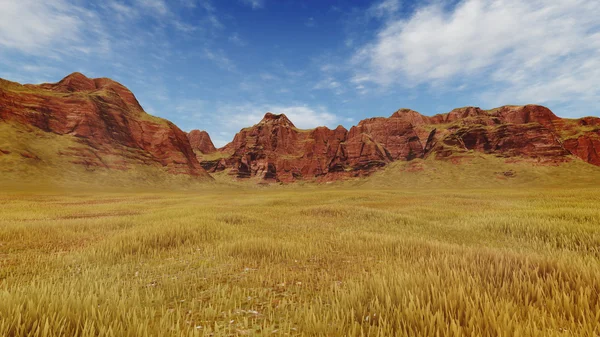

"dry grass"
[0, 122, 210, 190]
[361, 155, 600, 189]
[1, 187, 599, 336]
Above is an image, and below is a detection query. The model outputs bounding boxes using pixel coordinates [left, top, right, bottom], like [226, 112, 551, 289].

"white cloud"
[134, 0, 215, 31]
[217, 103, 340, 131]
[135, 0, 169, 16]
[305, 17, 317, 28]
[203, 48, 236, 71]
[0, 0, 204, 60]
[0, 0, 95, 55]
[191, 103, 340, 148]
[260, 73, 277, 81]
[353, 0, 600, 109]
[108, 1, 138, 19]
[240, 0, 265, 10]
[21, 64, 60, 74]
[173, 21, 198, 32]
[368, 0, 401, 18]
[275, 106, 339, 129]
[228, 33, 247, 46]
[314, 77, 343, 95]
[204, 14, 223, 29]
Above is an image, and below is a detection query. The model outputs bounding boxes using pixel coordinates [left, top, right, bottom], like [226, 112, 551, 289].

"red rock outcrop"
[210, 112, 350, 182]
[346, 116, 425, 161]
[435, 124, 570, 162]
[548, 116, 600, 166]
[562, 131, 600, 166]
[3, 72, 599, 184]
[203, 105, 600, 182]
[187, 130, 217, 154]
[424, 105, 596, 164]
[0, 73, 211, 178]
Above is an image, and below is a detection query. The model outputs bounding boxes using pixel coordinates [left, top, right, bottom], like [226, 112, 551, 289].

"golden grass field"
[1, 185, 599, 337]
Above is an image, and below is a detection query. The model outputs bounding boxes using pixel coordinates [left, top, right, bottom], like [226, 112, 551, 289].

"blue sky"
[1, 0, 599, 147]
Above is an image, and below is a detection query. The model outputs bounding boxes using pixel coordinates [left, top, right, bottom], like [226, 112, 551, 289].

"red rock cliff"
[201, 105, 600, 182]
[0, 73, 211, 178]
[187, 130, 217, 154]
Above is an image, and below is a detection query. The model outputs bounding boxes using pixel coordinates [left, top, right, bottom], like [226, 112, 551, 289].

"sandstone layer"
[0, 73, 210, 178]
[2, 73, 599, 184]
[202, 105, 600, 182]
[187, 130, 217, 154]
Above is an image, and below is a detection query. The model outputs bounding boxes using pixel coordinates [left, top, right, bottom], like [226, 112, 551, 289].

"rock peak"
[391, 108, 421, 117]
[63, 72, 91, 81]
[260, 112, 295, 127]
[187, 130, 217, 154]
[493, 104, 560, 126]
[0, 73, 211, 178]
[55, 72, 97, 92]
[56, 73, 127, 93]
[391, 108, 427, 120]
[390, 108, 431, 125]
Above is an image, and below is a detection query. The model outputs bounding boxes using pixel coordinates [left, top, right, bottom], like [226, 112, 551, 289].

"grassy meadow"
[1, 186, 599, 336]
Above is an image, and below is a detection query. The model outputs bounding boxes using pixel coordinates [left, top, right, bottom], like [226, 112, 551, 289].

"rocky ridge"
[199, 105, 600, 182]
[0, 73, 210, 178]
[2, 73, 599, 184]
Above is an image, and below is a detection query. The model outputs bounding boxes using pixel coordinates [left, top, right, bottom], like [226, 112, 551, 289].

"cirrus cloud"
[240, 0, 265, 10]
[0, 0, 104, 55]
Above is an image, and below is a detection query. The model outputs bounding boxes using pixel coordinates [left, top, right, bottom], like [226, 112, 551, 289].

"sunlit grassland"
[0, 187, 599, 336]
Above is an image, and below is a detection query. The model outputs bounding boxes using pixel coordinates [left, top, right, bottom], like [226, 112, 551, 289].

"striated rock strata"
[201, 105, 600, 182]
[2, 73, 599, 184]
[0, 73, 211, 178]
[187, 130, 217, 154]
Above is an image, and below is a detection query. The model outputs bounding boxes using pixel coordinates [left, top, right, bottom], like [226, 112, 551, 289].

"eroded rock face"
[436, 124, 569, 161]
[554, 116, 600, 166]
[187, 130, 217, 154]
[347, 116, 424, 161]
[205, 105, 600, 182]
[217, 112, 349, 182]
[426, 105, 596, 164]
[3, 72, 599, 184]
[0, 73, 210, 177]
[563, 134, 600, 166]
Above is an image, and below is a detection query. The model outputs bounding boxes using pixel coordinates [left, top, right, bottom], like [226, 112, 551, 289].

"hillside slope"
[0, 73, 212, 188]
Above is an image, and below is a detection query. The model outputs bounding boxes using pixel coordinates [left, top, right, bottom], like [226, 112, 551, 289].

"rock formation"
[187, 130, 217, 154]
[2, 73, 599, 184]
[201, 105, 600, 182]
[208, 112, 349, 181]
[0, 73, 211, 178]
